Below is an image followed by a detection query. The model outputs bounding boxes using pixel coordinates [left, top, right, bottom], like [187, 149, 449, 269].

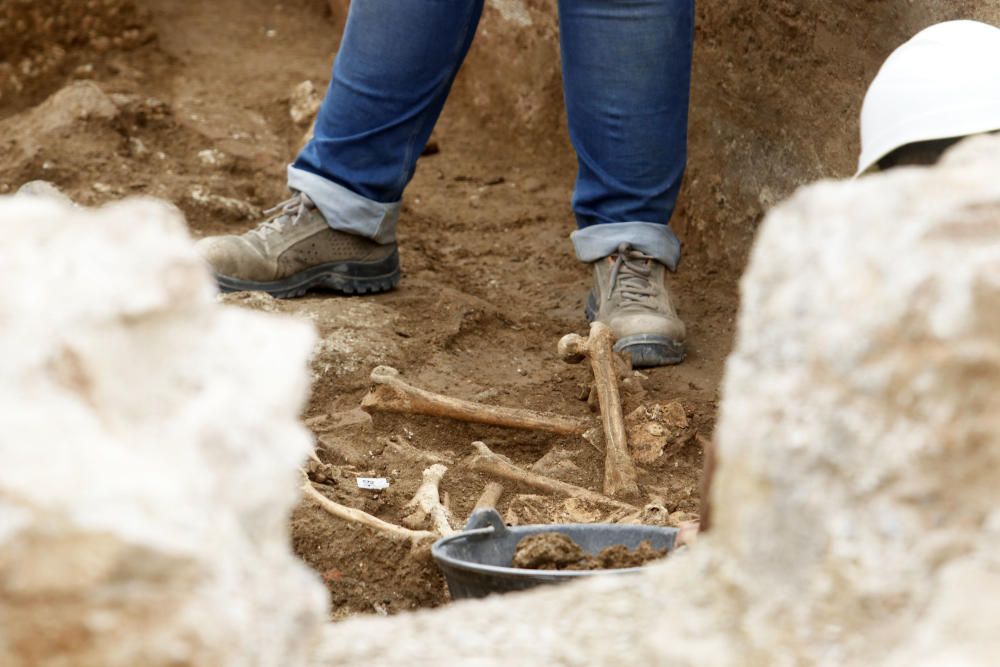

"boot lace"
[249, 192, 315, 239]
[607, 243, 657, 309]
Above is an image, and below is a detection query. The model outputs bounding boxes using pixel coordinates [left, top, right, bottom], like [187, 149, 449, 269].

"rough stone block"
[0, 196, 329, 666]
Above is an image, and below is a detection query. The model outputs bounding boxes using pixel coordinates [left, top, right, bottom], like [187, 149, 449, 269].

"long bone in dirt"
[472, 482, 504, 512]
[402, 464, 455, 536]
[361, 365, 592, 435]
[464, 441, 636, 512]
[558, 322, 641, 499]
[300, 473, 436, 545]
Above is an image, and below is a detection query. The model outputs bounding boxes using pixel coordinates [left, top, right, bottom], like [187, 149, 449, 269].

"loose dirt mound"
[4, 0, 993, 621]
[512, 533, 668, 571]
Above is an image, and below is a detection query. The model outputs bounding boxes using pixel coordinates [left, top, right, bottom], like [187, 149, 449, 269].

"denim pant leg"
[559, 0, 695, 269]
[289, 0, 484, 244]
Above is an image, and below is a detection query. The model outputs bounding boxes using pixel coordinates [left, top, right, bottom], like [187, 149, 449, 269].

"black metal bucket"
[431, 508, 678, 600]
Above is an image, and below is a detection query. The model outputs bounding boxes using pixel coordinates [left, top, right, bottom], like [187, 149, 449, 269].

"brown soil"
[512, 533, 669, 571]
[4, 0, 995, 621]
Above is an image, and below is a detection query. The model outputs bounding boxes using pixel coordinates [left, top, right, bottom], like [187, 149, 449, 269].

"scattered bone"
[305, 457, 338, 485]
[616, 502, 668, 526]
[380, 435, 452, 467]
[529, 448, 583, 483]
[362, 365, 591, 435]
[504, 495, 607, 526]
[301, 475, 435, 544]
[558, 323, 640, 499]
[464, 441, 635, 512]
[473, 482, 505, 512]
[402, 464, 455, 536]
[624, 402, 689, 464]
[581, 427, 604, 452]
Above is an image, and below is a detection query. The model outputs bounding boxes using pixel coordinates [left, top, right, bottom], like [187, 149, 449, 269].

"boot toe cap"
[608, 311, 686, 343]
[195, 236, 258, 279]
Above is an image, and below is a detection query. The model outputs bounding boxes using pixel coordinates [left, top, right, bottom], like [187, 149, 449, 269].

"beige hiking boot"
[195, 193, 400, 298]
[586, 243, 686, 367]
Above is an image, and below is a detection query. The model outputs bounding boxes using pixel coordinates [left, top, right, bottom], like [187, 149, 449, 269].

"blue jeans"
[291, 0, 694, 269]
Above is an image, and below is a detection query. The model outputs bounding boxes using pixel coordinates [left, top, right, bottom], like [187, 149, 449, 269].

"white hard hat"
[857, 20, 1000, 176]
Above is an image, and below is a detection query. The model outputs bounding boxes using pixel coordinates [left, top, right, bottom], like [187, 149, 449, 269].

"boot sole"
[215, 251, 401, 299]
[585, 292, 687, 368]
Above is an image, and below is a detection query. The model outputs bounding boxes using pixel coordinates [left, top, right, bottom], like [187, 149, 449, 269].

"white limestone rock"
[0, 196, 329, 666]
[313, 135, 1000, 666]
[713, 133, 1000, 663]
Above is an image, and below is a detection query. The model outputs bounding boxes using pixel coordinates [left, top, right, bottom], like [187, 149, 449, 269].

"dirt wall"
[0, 0, 153, 113]
[680, 0, 1000, 269]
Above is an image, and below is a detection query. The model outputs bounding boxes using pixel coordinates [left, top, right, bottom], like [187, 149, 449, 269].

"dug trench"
[3, 0, 995, 619]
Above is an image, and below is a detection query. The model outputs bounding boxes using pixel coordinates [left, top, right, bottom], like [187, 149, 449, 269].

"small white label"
[356, 477, 389, 490]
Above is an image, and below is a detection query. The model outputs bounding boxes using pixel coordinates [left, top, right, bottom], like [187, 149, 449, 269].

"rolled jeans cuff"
[287, 165, 400, 244]
[571, 222, 681, 270]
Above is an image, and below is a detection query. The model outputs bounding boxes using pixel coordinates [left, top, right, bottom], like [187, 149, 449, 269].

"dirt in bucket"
[511, 533, 669, 571]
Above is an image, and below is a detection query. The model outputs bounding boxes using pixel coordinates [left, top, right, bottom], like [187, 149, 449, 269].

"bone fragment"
[402, 464, 455, 536]
[301, 474, 435, 544]
[464, 441, 635, 512]
[380, 435, 452, 466]
[361, 365, 591, 435]
[558, 323, 641, 499]
[472, 482, 505, 512]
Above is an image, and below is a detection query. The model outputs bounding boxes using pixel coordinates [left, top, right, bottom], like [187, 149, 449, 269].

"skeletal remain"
[464, 441, 635, 512]
[304, 456, 338, 485]
[473, 482, 504, 512]
[300, 473, 435, 544]
[361, 365, 592, 435]
[616, 502, 671, 527]
[625, 402, 689, 464]
[505, 494, 610, 526]
[402, 464, 455, 536]
[581, 427, 605, 453]
[380, 435, 452, 466]
[559, 323, 641, 499]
